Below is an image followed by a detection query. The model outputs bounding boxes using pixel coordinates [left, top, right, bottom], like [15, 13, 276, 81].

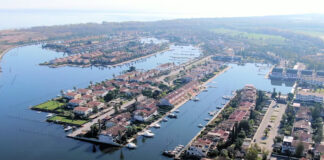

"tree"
[287, 93, 294, 101]
[93, 106, 98, 113]
[271, 88, 277, 99]
[246, 145, 259, 160]
[295, 141, 304, 157]
[128, 66, 136, 72]
[114, 105, 119, 114]
[104, 92, 116, 102]
[220, 149, 229, 158]
[70, 113, 75, 120]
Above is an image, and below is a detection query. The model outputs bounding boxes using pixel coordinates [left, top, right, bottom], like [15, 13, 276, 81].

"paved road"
[251, 101, 287, 153]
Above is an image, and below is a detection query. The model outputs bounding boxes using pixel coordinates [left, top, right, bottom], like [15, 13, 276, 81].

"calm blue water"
[0, 45, 291, 160]
[0, 10, 182, 30]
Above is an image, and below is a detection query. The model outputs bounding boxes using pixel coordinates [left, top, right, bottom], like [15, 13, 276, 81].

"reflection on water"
[270, 79, 295, 87]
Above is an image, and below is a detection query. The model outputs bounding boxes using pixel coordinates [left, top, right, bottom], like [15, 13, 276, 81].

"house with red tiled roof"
[68, 99, 86, 108]
[133, 104, 158, 122]
[81, 95, 97, 102]
[86, 101, 105, 110]
[76, 89, 92, 95]
[187, 138, 212, 158]
[63, 92, 81, 100]
[92, 90, 108, 98]
[206, 129, 230, 142]
[228, 110, 249, 122]
[73, 106, 93, 117]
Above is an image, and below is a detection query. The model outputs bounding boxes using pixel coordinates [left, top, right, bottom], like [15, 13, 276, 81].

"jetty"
[174, 92, 237, 159]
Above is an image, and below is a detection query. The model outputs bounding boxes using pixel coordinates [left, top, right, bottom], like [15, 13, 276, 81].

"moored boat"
[143, 130, 155, 137]
[126, 143, 137, 149]
[64, 126, 72, 132]
[168, 113, 177, 118]
[153, 123, 161, 128]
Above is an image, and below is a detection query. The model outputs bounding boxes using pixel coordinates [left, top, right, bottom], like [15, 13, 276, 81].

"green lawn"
[32, 100, 64, 111]
[211, 28, 286, 45]
[48, 116, 88, 126]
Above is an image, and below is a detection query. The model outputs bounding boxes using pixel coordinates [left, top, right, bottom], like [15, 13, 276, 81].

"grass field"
[211, 28, 286, 45]
[48, 116, 88, 126]
[32, 100, 64, 111]
[315, 88, 324, 94]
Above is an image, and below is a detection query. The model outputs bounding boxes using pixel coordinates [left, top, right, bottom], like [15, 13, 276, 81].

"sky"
[1, 0, 324, 18]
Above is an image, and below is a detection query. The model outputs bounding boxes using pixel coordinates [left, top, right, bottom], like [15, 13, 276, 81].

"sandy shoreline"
[0, 46, 16, 72]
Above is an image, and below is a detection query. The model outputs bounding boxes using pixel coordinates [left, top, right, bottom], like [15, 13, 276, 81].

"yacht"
[168, 113, 177, 118]
[153, 123, 161, 128]
[143, 130, 155, 138]
[162, 118, 168, 122]
[204, 118, 210, 121]
[64, 126, 72, 132]
[216, 106, 222, 109]
[46, 113, 54, 118]
[126, 143, 137, 149]
[222, 96, 231, 100]
[198, 124, 203, 128]
[192, 97, 199, 101]
[174, 109, 180, 113]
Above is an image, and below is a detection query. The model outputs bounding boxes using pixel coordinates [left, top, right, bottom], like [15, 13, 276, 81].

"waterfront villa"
[68, 99, 86, 108]
[63, 92, 81, 100]
[73, 106, 93, 117]
[187, 138, 212, 158]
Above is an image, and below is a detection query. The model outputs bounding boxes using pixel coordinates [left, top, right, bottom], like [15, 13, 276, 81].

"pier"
[174, 92, 237, 159]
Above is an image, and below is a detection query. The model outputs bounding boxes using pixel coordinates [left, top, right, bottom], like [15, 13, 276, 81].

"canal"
[0, 45, 291, 160]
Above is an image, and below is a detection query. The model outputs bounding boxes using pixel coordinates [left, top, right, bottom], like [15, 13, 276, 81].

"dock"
[174, 92, 237, 159]
[264, 65, 274, 79]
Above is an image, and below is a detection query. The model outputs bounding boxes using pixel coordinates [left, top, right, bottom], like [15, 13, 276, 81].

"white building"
[281, 136, 295, 154]
[73, 106, 93, 117]
[296, 91, 324, 103]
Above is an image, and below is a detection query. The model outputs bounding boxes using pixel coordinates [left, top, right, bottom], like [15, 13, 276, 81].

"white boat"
[203, 89, 208, 92]
[222, 96, 231, 100]
[175, 109, 180, 113]
[46, 113, 54, 118]
[64, 126, 72, 132]
[37, 111, 41, 113]
[168, 113, 177, 118]
[143, 130, 155, 137]
[162, 118, 168, 122]
[153, 123, 161, 128]
[198, 124, 203, 128]
[204, 118, 210, 121]
[193, 97, 199, 101]
[126, 143, 137, 149]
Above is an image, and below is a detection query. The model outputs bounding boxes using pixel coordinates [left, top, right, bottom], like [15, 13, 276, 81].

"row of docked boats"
[162, 144, 185, 157]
